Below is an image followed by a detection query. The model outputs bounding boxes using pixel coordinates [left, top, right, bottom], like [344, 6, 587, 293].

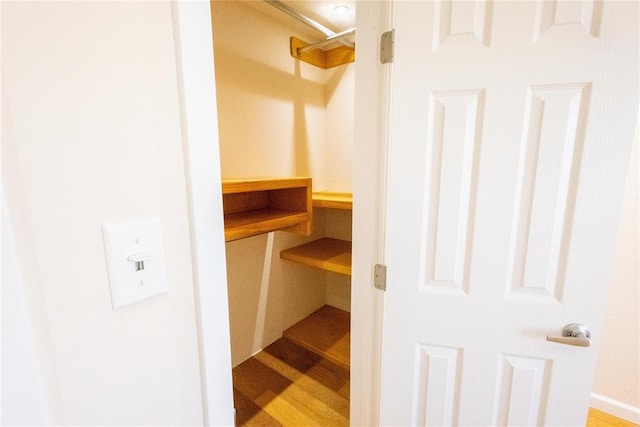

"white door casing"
[380, 1, 638, 426]
[172, 2, 235, 425]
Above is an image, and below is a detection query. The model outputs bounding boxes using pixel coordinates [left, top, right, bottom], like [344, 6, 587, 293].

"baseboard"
[591, 393, 640, 424]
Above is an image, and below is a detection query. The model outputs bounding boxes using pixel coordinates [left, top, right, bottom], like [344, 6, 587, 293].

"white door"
[380, 1, 638, 426]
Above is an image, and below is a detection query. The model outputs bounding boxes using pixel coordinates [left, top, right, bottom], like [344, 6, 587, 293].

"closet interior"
[211, 1, 356, 425]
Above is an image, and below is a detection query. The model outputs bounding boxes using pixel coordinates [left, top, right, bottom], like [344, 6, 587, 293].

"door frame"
[351, 1, 393, 426]
[171, 2, 235, 425]
[174, 1, 392, 425]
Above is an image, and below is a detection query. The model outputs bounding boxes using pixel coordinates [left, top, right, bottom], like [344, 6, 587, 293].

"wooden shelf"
[283, 305, 350, 369]
[312, 192, 353, 210]
[290, 37, 355, 69]
[280, 237, 352, 276]
[222, 177, 312, 242]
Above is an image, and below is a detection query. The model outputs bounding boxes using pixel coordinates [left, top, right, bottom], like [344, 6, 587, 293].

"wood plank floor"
[233, 337, 350, 426]
[233, 306, 350, 426]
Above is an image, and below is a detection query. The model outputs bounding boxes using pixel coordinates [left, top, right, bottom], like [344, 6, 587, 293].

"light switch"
[102, 217, 168, 309]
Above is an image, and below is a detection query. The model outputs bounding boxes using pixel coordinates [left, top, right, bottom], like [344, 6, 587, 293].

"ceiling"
[245, 0, 356, 46]
[284, 0, 356, 33]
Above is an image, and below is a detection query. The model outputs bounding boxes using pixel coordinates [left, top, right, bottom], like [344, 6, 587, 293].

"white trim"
[172, 2, 235, 425]
[590, 393, 640, 424]
[351, 2, 393, 425]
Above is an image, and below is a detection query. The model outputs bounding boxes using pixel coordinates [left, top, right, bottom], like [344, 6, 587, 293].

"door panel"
[380, 1, 638, 426]
[424, 89, 483, 295]
[413, 344, 463, 425]
[510, 83, 590, 303]
[493, 354, 551, 426]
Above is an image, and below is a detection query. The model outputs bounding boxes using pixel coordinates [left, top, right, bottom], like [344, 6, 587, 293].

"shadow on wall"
[213, 45, 325, 106]
[225, 234, 279, 367]
[212, 44, 325, 180]
[224, 229, 329, 368]
[325, 64, 348, 104]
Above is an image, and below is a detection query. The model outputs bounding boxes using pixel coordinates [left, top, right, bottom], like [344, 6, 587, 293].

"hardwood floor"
[587, 408, 638, 427]
[233, 305, 350, 426]
[232, 305, 635, 427]
[233, 337, 349, 426]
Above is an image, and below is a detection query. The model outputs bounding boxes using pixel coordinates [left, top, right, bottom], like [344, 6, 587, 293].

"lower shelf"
[280, 237, 352, 276]
[283, 305, 350, 370]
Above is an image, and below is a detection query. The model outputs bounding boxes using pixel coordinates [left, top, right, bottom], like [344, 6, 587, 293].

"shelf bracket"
[298, 28, 356, 54]
[290, 36, 355, 69]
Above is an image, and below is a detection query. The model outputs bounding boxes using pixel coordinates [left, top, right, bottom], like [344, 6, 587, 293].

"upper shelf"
[312, 192, 353, 210]
[222, 177, 312, 242]
[290, 37, 355, 69]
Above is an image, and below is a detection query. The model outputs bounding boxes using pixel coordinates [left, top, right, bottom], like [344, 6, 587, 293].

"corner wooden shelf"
[312, 192, 353, 210]
[222, 177, 312, 242]
[280, 237, 352, 276]
[290, 37, 355, 69]
[283, 305, 350, 370]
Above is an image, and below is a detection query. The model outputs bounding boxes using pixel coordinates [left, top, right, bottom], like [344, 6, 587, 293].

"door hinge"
[380, 29, 394, 64]
[374, 264, 387, 291]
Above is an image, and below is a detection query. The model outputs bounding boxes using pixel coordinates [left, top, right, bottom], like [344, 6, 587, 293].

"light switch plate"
[102, 217, 168, 309]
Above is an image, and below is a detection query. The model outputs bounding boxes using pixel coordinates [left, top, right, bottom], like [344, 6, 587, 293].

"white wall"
[322, 209, 353, 312]
[211, 1, 354, 367]
[592, 125, 640, 420]
[2, 2, 204, 424]
[323, 39, 355, 312]
[2, 199, 49, 425]
[324, 65, 355, 193]
[211, 1, 328, 186]
[224, 230, 327, 367]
